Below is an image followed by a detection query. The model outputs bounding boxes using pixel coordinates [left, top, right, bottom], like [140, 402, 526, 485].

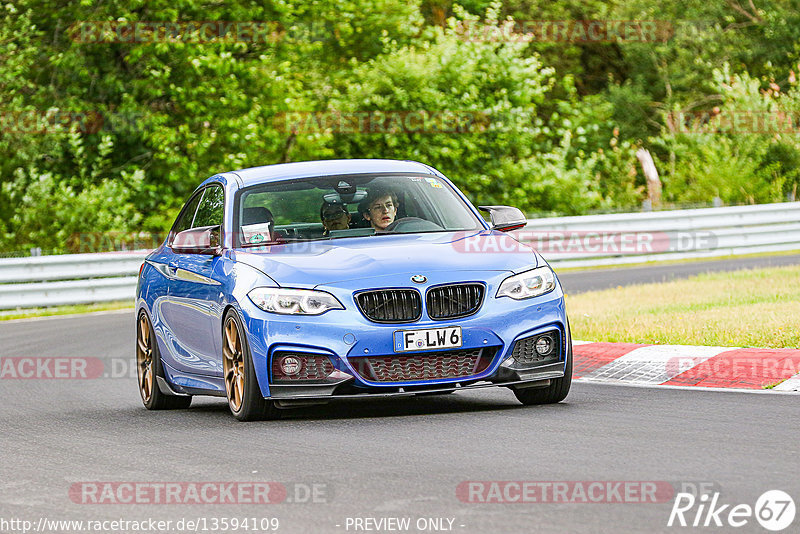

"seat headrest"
[242, 207, 273, 226]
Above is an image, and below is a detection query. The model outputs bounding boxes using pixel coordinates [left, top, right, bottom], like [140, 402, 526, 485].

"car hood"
[232, 230, 541, 288]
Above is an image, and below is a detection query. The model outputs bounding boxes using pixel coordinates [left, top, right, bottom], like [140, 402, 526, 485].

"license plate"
[394, 326, 462, 352]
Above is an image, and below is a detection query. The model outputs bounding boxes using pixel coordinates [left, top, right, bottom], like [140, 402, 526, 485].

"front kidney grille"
[426, 283, 485, 320]
[355, 289, 422, 323]
[350, 347, 495, 383]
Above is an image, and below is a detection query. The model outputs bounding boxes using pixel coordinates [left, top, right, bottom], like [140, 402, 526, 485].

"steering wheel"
[383, 217, 444, 233]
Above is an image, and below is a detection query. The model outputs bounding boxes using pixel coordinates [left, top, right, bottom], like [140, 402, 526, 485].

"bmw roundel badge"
[411, 274, 427, 284]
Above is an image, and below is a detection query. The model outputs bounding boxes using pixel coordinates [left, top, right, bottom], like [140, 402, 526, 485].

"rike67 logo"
[668, 490, 795, 531]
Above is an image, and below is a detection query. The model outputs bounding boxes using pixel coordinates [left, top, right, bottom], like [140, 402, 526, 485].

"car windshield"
[236, 174, 483, 246]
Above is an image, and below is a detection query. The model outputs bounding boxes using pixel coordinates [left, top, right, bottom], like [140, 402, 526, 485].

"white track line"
[574, 378, 800, 395]
[773, 372, 800, 392]
[0, 308, 133, 324]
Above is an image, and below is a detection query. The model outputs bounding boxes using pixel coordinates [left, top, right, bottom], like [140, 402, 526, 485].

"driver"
[361, 189, 398, 231]
[320, 201, 351, 235]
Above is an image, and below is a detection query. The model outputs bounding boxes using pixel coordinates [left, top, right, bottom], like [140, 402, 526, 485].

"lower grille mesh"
[351, 347, 495, 383]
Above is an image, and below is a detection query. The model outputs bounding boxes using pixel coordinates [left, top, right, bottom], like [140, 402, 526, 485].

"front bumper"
[241, 280, 569, 399]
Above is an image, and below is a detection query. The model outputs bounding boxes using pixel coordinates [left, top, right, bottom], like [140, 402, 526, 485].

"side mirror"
[478, 205, 527, 232]
[172, 225, 221, 255]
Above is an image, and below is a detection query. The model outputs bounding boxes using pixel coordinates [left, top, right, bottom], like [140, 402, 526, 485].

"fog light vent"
[280, 356, 301, 376]
[535, 335, 553, 356]
[510, 331, 561, 365]
[272, 353, 335, 382]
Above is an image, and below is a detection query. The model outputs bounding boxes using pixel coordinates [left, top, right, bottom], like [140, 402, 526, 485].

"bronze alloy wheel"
[223, 316, 246, 412]
[136, 311, 192, 410]
[221, 310, 278, 421]
[136, 314, 155, 403]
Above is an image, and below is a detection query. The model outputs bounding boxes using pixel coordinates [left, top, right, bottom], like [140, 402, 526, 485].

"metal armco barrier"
[0, 252, 148, 310]
[511, 201, 800, 268]
[1, 201, 799, 309]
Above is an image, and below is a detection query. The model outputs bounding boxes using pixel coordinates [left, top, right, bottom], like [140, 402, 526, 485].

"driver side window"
[169, 185, 225, 247]
[193, 186, 225, 228]
[171, 192, 203, 242]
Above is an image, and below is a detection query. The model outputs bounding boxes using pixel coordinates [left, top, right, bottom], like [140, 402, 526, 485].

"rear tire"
[223, 310, 279, 422]
[513, 322, 573, 405]
[136, 311, 192, 410]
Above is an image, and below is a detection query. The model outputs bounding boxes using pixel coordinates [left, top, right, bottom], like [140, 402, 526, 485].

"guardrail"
[1, 201, 799, 309]
[511, 201, 800, 268]
[0, 252, 148, 310]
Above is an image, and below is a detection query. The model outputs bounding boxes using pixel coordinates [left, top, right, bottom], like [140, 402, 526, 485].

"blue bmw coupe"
[136, 159, 572, 420]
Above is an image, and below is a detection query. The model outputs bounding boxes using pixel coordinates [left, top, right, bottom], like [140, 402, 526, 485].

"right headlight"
[248, 287, 344, 315]
[496, 266, 556, 300]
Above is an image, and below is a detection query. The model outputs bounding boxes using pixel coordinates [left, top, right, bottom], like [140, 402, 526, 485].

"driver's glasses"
[369, 202, 395, 213]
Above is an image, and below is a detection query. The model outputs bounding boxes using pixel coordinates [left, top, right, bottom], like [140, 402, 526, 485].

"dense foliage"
[2, 0, 800, 253]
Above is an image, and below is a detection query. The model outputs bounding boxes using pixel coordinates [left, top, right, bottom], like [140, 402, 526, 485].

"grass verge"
[566, 264, 800, 348]
[0, 301, 133, 321]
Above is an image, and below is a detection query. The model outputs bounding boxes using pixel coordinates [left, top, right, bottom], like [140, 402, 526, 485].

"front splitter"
[269, 365, 566, 406]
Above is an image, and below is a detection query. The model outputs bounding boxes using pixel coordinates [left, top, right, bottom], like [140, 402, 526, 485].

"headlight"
[248, 287, 345, 315]
[496, 266, 556, 300]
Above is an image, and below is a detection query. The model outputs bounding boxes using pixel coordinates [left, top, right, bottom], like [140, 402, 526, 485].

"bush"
[654, 67, 800, 204]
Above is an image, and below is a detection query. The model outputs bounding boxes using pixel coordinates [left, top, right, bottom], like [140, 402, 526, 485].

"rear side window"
[193, 185, 225, 228]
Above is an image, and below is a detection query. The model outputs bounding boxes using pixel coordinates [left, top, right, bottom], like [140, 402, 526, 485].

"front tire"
[513, 322, 573, 405]
[223, 310, 279, 421]
[136, 311, 192, 410]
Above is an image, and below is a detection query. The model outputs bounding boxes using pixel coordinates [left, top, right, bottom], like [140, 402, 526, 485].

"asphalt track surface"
[1, 254, 799, 534]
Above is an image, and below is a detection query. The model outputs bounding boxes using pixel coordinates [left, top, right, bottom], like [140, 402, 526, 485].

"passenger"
[361, 189, 398, 231]
[320, 201, 351, 235]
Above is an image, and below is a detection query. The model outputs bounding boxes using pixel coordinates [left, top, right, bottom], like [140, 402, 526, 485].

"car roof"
[229, 159, 439, 187]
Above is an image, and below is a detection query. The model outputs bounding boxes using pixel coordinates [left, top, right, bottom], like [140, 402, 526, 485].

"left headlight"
[248, 287, 345, 315]
[496, 266, 557, 300]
